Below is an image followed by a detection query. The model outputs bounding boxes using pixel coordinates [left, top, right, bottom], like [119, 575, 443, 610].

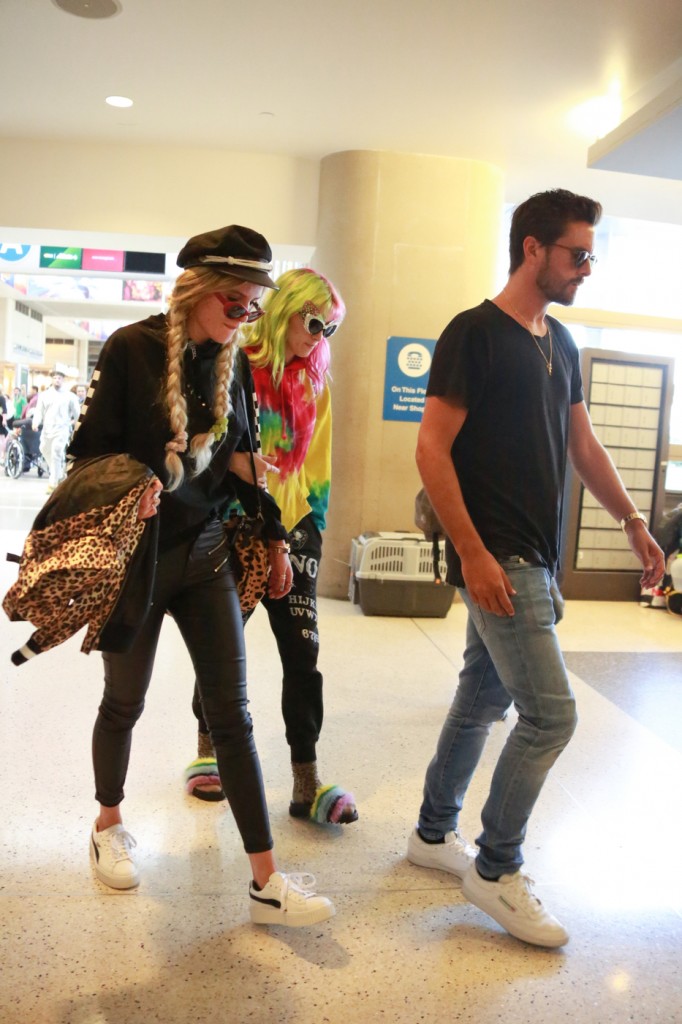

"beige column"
[312, 150, 504, 598]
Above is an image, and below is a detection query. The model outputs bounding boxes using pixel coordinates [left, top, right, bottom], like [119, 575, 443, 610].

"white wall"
[0, 138, 320, 246]
[0, 298, 45, 364]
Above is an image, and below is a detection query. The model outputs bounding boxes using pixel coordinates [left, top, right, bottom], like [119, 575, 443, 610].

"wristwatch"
[269, 541, 291, 552]
[620, 511, 647, 531]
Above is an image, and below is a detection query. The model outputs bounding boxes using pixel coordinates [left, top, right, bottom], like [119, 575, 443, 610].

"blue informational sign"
[382, 336, 436, 422]
[0, 243, 31, 262]
[0, 243, 38, 272]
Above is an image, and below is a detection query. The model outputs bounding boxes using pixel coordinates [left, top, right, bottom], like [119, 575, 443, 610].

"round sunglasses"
[298, 307, 339, 339]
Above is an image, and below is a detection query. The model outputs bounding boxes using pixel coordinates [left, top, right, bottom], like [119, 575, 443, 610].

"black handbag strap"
[238, 387, 263, 519]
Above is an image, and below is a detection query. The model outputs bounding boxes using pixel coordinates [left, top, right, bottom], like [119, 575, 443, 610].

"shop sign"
[82, 248, 125, 272]
[40, 246, 83, 270]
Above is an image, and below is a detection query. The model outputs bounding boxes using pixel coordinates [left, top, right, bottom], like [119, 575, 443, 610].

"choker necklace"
[506, 300, 553, 377]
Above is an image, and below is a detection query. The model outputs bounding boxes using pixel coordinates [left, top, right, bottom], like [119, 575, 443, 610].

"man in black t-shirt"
[406, 189, 664, 948]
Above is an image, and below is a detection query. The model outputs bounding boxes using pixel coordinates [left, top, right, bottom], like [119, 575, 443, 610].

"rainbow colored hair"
[244, 267, 345, 393]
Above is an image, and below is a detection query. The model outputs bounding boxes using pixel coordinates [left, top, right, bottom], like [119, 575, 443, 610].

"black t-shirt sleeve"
[426, 314, 489, 412]
[549, 316, 584, 407]
[569, 341, 584, 405]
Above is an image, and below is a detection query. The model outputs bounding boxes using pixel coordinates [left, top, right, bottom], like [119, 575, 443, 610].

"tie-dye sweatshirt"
[249, 353, 332, 534]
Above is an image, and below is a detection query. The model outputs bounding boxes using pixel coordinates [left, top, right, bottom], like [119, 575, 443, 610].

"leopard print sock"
[197, 731, 215, 759]
[291, 761, 321, 806]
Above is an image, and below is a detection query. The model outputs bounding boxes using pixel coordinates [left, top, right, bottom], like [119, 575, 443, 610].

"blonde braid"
[189, 338, 237, 474]
[164, 303, 190, 491]
[162, 266, 247, 488]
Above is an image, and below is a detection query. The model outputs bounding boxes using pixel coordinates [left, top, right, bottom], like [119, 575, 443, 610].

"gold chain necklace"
[507, 301, 553, 376]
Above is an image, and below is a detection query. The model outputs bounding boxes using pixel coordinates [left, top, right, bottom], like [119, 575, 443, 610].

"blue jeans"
[418, 561, 577, 879]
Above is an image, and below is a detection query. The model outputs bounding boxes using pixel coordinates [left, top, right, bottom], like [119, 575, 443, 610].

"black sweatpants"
[194, 514, 324, 764]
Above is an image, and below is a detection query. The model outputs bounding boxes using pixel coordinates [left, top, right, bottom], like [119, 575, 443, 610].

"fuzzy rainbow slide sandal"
[290, 784, 358, 824]
[184, 757, 226, 802]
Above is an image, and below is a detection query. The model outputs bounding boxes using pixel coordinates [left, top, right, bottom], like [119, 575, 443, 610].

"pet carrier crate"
[349, 532, 455, 617]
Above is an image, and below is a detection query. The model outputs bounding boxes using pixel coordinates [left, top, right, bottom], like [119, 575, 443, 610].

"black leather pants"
[94, 517, 273, 854]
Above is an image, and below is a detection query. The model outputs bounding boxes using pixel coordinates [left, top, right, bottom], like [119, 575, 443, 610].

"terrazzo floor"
[1, 473, 680, 1024]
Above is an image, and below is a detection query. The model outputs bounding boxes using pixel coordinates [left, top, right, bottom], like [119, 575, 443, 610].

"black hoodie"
[68, 313, 286, 551]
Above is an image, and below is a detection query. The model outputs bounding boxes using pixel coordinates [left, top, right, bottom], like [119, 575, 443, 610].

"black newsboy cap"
[176, 225, 278, 289]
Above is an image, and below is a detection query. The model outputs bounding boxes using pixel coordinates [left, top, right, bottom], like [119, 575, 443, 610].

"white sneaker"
[462, 866, 568, 947]
[249, 871, 335, 928]
[90, 822, 140, 890]
[407, 827, 476, 880]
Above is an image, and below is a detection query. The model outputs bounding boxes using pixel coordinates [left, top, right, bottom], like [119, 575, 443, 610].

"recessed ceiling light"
[52, 0, 122, 18]
[106, 96, 134, 108]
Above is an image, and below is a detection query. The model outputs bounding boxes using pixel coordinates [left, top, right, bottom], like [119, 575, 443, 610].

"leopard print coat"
[3, 455, 154, 665]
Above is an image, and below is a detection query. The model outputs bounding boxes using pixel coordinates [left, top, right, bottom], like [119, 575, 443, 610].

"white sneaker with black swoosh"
[249, 871, 335, 927]
[90, 822, 139, 890]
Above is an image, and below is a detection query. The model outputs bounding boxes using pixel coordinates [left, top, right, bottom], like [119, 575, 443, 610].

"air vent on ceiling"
[15, 302, 44, 323]
[51, 0, 121, 18]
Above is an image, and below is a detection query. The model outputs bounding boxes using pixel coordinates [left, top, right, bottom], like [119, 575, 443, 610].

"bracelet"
[268, 541, 291, 553]
[620, 511, 647, 531]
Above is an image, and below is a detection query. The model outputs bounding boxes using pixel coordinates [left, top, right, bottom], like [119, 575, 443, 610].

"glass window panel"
[572, 325, 681, 444]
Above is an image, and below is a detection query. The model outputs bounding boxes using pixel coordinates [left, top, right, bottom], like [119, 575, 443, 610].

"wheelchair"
[4, 422, 48, 479]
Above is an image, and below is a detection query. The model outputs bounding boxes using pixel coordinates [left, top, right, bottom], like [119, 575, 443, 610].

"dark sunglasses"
[212, 293, 266, 323]
[547, 243, 597, 268]
[298, 306, 339, 339]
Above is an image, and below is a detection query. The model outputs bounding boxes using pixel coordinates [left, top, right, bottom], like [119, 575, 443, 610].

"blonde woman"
[68, 226, 334, 928]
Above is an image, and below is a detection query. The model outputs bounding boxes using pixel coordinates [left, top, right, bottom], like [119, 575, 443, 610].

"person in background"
[24, 386, 40, 418]
[407, 189, 664, 948]
[68, 224, 334, 928]
[185, 268, 358, 826]
[74, 383, 88, 406]
[33, 370, 80, 492]
[9, 386, 26, 426]
[0, 391, 8, 464]
[10, 386, 42, 465]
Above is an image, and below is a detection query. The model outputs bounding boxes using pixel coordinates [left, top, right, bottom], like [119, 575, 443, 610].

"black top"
[68, 313, 286, 550]
[426, 299, 583, 586]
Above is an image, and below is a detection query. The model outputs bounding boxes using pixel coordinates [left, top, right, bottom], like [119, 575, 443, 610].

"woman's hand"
[137, 477, 163, 520]
[267, 543, 293, 599]
[229, 451, 280, 488]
